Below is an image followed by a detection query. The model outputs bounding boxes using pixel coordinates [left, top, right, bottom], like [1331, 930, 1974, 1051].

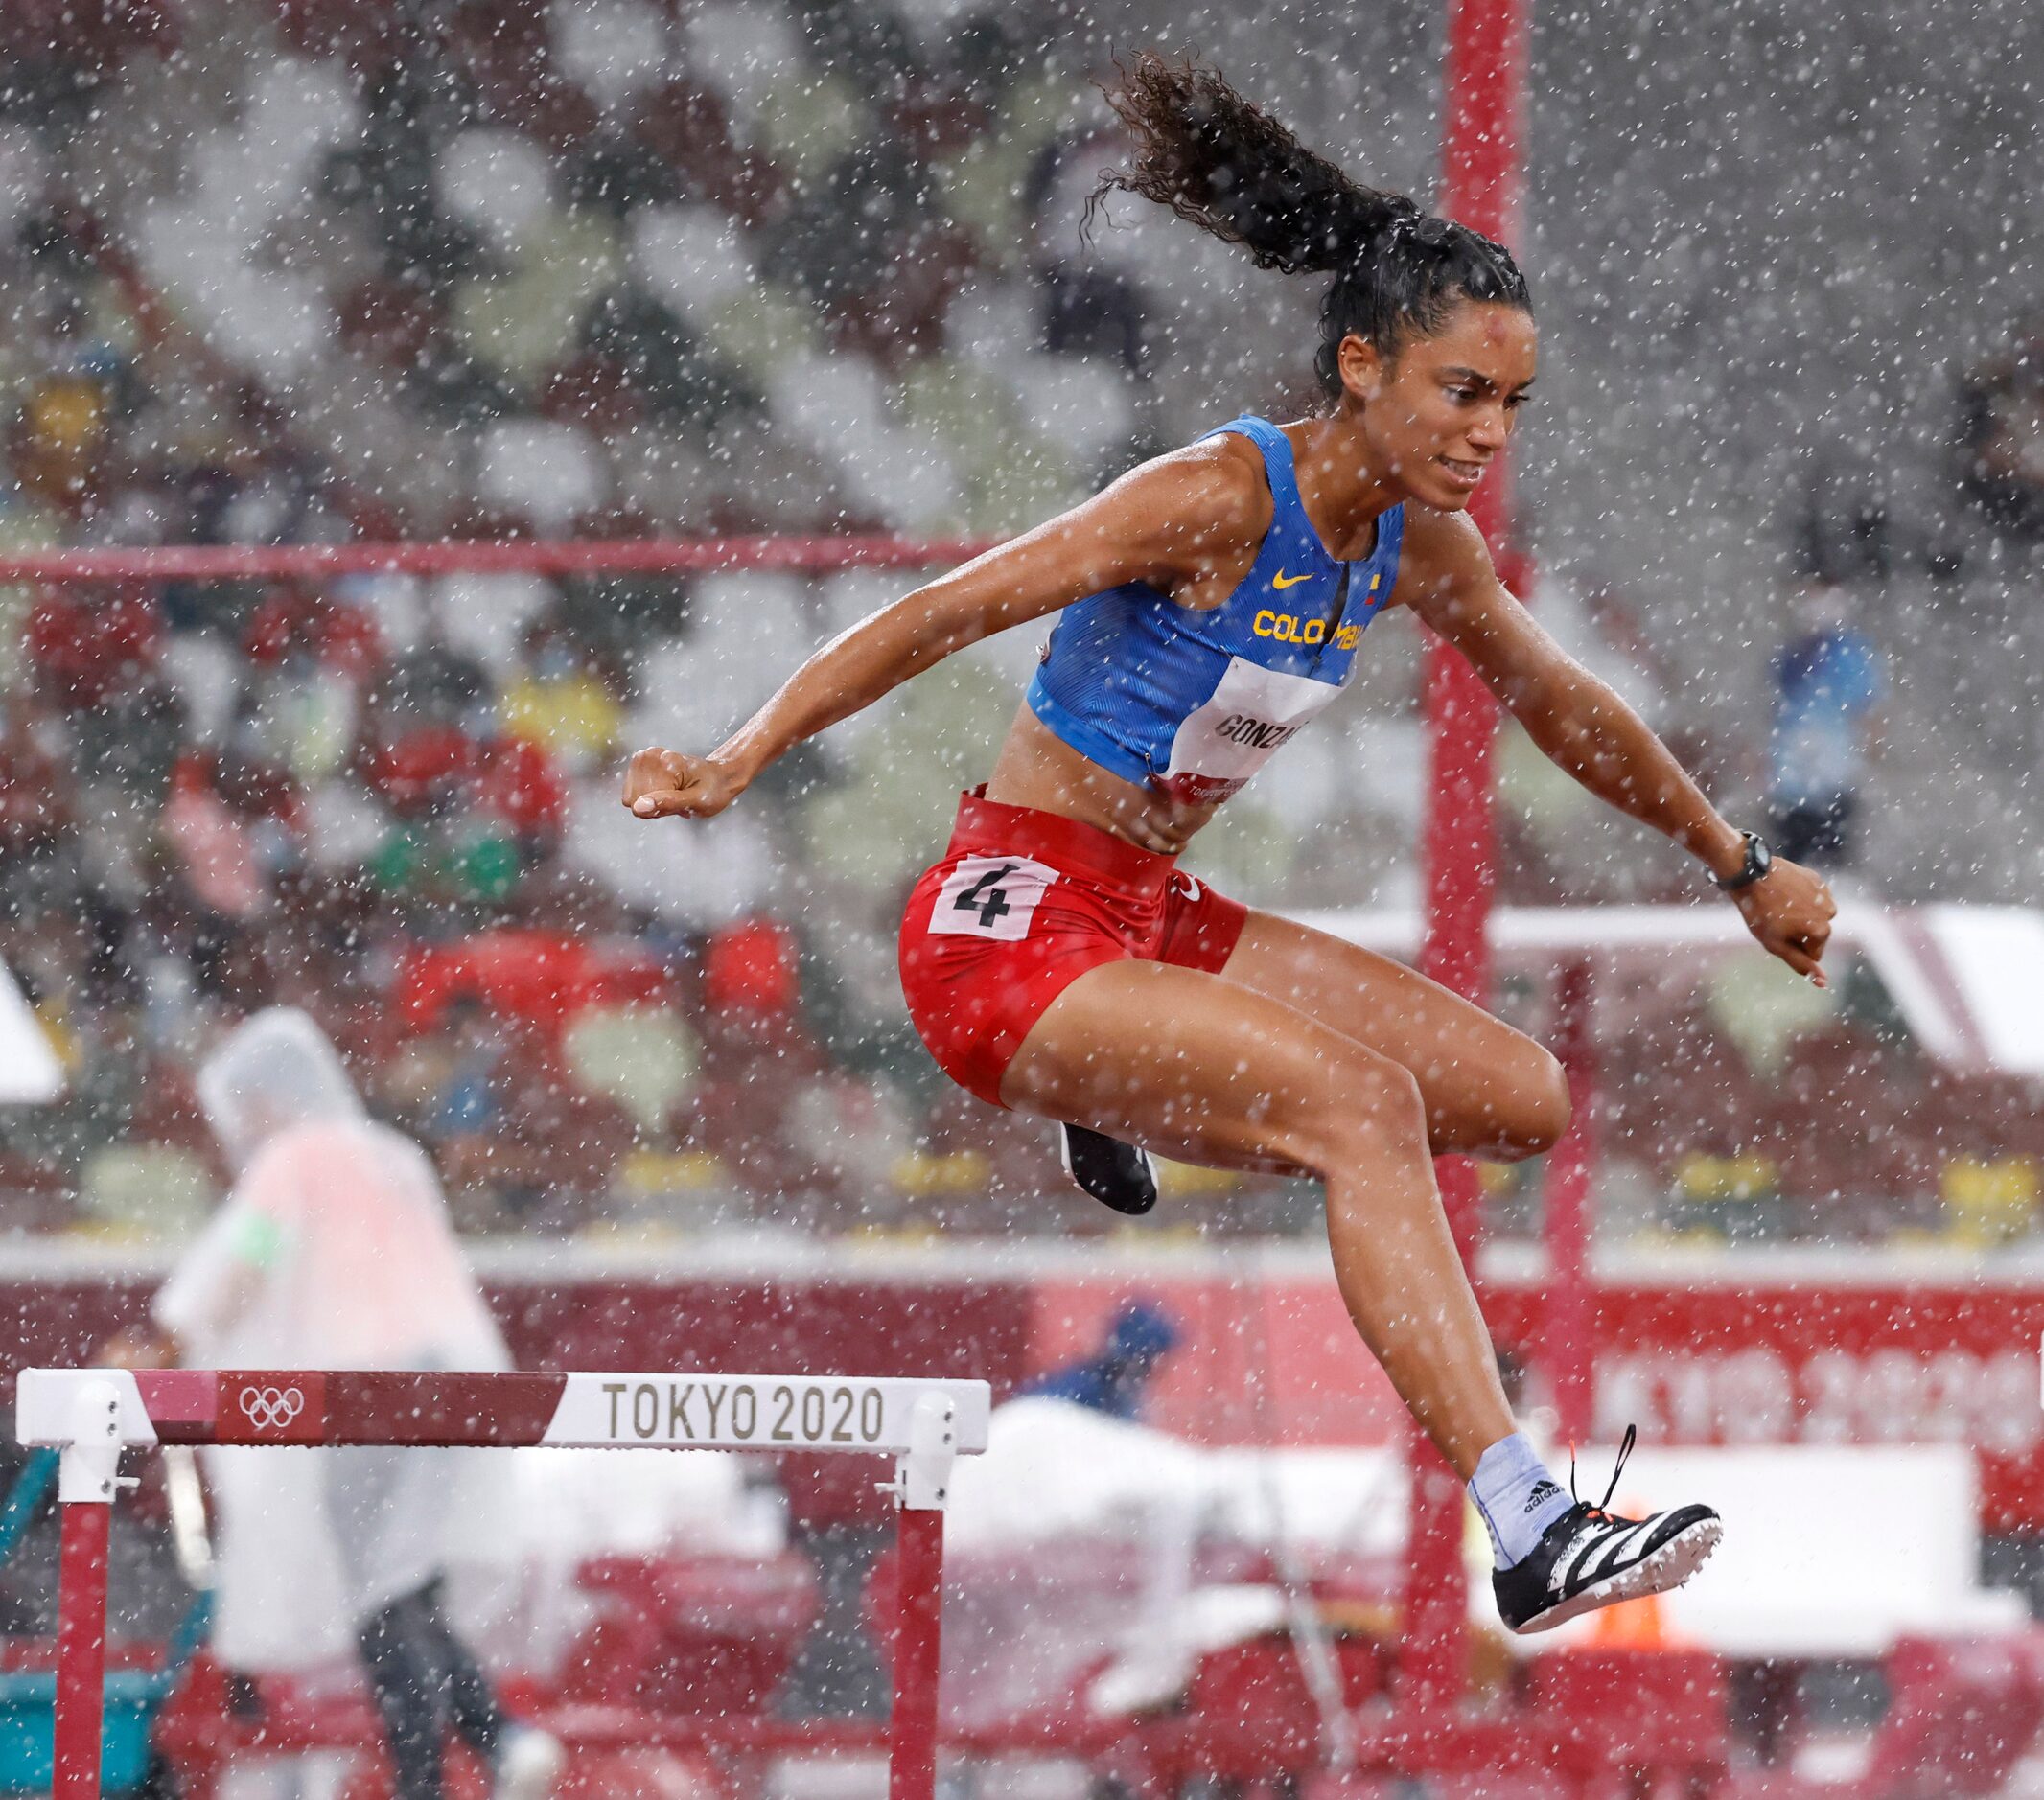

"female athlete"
[624, 56, 1835, 1631]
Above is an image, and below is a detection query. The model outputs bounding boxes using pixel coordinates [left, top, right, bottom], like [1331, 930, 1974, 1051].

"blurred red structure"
[1405, 0, 1533, 1719]
[0, 539, 998, 584]
[396, 930, 665, 1038]
[564, 1557, 820, 1718]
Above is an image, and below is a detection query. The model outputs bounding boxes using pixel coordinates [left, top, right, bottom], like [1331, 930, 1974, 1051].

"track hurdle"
[15, 1368, 991, 1800]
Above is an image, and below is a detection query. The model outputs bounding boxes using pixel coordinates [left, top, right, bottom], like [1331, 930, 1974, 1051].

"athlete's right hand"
[622, 747, 747, 820]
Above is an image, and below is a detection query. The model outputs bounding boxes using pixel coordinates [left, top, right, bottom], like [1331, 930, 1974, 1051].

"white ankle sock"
[1469, 1432, 1574, 1567]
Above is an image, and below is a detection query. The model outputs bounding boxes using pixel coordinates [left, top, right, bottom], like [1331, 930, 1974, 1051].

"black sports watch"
[1714, 829, 1773, 892]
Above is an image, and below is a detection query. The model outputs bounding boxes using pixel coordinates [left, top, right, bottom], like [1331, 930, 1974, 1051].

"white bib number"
[928, 854, 1058, 941]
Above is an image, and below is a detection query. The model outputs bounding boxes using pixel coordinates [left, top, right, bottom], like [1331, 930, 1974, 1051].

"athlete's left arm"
[1400, 509, 1838, 983]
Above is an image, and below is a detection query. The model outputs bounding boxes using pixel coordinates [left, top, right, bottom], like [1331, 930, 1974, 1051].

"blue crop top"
[1026, 414, 1405, 804]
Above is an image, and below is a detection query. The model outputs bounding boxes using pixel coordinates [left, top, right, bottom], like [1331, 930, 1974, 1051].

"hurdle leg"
[53, 1379, 126, 1800]
[888, 1506, 946, 1800]
[886, 1396, 958, 1800]
[55, 1503, 111, 1800]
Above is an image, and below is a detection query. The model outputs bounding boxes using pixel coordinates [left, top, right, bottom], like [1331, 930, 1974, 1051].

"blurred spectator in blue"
[1764, 582, 1886, 870]
[1024, 1301, 1180, 1420]
[423, 995, 507, 1146]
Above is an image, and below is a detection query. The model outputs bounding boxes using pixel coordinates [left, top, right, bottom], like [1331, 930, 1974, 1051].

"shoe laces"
[1568, 1421, 1637, 1524]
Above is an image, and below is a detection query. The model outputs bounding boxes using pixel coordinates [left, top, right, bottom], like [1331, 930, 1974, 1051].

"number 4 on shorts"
[928, 854, 1058, 942]
[955, 864, 1016, 926]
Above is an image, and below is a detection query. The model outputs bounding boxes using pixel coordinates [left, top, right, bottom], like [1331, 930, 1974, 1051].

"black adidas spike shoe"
[1060, 1124, 1158, 1215]
[1493, 1426, 1723, 1635]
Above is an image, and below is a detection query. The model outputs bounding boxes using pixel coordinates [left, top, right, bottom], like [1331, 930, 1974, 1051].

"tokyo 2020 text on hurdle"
[15, 1367, 992, 1800]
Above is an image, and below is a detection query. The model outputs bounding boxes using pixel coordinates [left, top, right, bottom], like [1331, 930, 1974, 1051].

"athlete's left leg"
[1218, 909, 1571, 1164]
[1200, 910, 1720, 1628]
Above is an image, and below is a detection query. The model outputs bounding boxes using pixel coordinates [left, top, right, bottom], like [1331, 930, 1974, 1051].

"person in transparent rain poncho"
[625, 56, 1843, 1634]
[126, 1009, 564, 1800]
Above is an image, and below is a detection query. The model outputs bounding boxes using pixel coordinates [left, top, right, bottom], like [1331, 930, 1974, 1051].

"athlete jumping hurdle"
[624, 54, 1841, 1630]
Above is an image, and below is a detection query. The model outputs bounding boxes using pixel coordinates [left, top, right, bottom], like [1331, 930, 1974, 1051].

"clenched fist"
[622, 747, 749, 820]
[1732, 856, 1838, 986]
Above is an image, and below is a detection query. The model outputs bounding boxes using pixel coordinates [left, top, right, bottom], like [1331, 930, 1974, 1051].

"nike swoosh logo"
[1271, 570, 1312, 589]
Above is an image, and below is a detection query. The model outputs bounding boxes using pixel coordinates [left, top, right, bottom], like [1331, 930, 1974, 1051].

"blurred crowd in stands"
[1958, 319, 2044, 543]
[0, 0, 2038, 1251]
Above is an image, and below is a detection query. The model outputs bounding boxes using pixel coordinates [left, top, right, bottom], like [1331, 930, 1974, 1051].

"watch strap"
[1716, 830, 1772, 892]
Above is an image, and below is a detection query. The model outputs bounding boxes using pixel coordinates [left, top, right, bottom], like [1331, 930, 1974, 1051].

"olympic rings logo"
[238, 1385, 306, 1433]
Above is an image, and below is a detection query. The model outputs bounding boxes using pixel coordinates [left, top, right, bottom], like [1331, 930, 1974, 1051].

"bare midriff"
[981, 702, 1220, 856]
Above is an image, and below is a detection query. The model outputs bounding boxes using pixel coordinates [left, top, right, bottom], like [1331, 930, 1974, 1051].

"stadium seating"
[0, 3, 2039, 1238]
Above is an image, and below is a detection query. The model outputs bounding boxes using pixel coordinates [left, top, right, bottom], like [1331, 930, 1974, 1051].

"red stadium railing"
[0, 536, 1002, 584]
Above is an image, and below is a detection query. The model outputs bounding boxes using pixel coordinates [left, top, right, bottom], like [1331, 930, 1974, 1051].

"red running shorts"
[898, 788, 1249, 1108]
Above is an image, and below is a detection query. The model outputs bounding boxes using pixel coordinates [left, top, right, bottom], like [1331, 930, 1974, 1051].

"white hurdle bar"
[16, 1369, 991, 1800]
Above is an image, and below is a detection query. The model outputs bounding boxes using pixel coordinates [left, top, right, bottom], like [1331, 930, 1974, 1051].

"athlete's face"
[1338, 300, 1537, 511]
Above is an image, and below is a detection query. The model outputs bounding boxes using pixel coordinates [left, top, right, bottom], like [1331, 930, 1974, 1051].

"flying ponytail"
[1093, 54, 1530, 393]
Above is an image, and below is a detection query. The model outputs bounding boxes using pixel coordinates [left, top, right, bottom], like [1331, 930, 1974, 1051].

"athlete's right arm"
[624, 445, 1266, 819]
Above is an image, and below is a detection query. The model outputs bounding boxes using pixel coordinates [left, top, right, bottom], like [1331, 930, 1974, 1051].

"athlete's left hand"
[1731, 858, 1837, 987]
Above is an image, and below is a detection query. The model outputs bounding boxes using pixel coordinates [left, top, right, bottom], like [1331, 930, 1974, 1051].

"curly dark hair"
[1092, 54, 1530, 395]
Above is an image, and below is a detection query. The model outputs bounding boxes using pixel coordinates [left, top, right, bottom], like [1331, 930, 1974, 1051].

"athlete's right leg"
[998, 956, 1516, 1481]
